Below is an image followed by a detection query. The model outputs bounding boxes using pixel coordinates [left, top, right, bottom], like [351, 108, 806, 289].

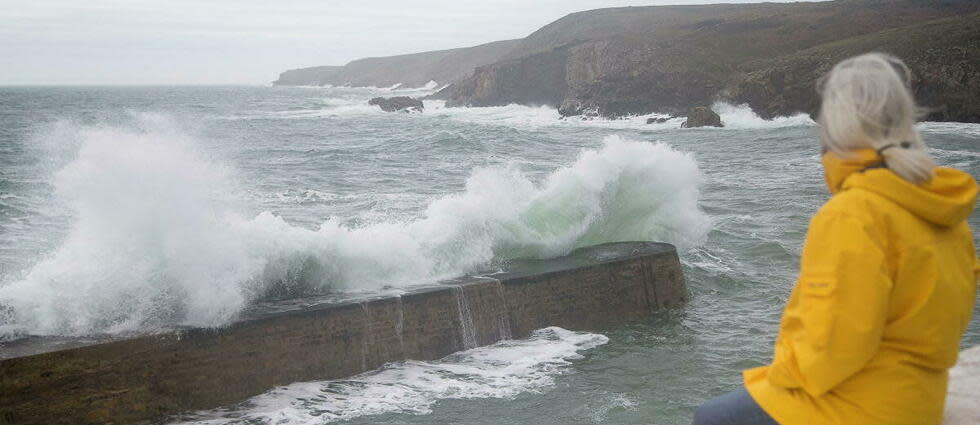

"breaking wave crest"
[0, 120, 709, 338]
[710, 102, 815, 129]
[427, 101, 814, 130]
[243, 84, 816, 131]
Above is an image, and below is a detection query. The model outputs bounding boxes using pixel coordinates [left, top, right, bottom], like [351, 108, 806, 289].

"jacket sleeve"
[767, 209, 892, 397]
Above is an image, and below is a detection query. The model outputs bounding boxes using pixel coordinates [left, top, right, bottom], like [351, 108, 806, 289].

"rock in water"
[681, 107, 723, 128]
[646, 117, 671, 124]
[368, 96, 424, 113]
[558, 100, 599, 118]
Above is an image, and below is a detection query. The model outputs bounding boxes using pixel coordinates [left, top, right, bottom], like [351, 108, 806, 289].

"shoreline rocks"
[368, 96, 424, 113]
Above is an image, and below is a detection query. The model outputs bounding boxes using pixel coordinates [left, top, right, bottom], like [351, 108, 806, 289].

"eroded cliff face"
[725, 13, 980, 122]
[557, 38, 726, 117]
[437, 47, 570, 107]
[439, 0, 980, 122]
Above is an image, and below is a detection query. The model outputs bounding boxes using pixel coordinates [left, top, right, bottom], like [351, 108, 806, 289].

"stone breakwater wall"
[0, 242, 686, 424]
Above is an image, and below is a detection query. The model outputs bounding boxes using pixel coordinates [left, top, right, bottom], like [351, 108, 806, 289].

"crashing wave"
[0, 119, 709, 338]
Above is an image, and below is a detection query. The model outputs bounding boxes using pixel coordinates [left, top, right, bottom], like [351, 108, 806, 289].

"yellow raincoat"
[744, 149, 979, 425]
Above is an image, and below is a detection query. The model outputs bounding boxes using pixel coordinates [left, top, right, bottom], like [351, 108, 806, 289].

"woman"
[695, 53, 978, 425]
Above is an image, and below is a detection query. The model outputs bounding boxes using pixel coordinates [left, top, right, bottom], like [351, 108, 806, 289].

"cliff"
[436, 0, 980, 122]
[273, 39, 520, 88]
[726, 13, 980, 122]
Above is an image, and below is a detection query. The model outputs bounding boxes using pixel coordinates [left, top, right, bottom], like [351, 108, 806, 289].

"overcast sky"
[0, 0, 821, 85]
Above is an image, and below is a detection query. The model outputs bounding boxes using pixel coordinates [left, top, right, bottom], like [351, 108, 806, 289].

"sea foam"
[173, 327, 608, 424]
[0, 120, 709, 338]
[710, 102, 815, 129]
[422, 101, 812, 130]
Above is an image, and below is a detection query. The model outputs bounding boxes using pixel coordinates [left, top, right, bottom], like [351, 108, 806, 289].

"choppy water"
[0, 85, 977, 424]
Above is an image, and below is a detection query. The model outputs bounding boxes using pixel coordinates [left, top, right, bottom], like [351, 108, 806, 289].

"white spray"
[0, 122, 710, 338]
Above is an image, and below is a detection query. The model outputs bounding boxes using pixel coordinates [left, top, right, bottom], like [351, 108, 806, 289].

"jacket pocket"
[799, 273, 837, 351]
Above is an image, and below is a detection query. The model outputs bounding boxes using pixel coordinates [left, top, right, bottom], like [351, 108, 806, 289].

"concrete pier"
[0, 241, 686, 424]
[945, 344, 980, 425]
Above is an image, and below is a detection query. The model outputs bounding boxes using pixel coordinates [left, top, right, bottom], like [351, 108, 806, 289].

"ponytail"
[875, 139, 936, 184]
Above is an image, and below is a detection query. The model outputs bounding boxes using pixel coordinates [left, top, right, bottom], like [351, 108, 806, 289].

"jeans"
[693, 388, 780, 425]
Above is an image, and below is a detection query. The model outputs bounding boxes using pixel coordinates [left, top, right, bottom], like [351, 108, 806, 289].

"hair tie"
[876, 141, 912, 156]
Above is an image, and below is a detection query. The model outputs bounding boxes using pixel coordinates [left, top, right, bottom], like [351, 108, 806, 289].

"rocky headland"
[274, 40, 520, 88]
[276, 0, 980, 123]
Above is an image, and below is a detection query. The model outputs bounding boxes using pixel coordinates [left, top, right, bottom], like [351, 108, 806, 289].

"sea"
[0, 85, 977, 424]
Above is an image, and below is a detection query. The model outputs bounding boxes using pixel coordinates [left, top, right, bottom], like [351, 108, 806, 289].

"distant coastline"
[273, 39, 519, 89]
[275, 0, 980, 123]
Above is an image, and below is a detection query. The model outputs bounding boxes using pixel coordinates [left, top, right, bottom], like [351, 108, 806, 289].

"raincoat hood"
[821, 149, 978, 227]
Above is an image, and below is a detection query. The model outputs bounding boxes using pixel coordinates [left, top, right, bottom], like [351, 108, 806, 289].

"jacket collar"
[821, 148, 881, 195]
[821, 149, 978, 226]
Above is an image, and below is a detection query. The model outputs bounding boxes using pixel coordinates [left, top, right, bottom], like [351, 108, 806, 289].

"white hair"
[818, 52, 936, 184]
